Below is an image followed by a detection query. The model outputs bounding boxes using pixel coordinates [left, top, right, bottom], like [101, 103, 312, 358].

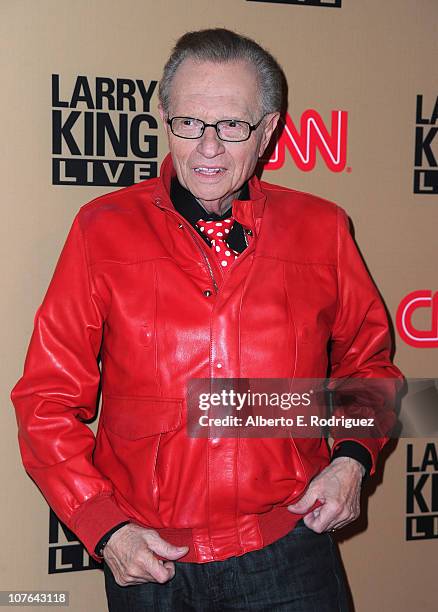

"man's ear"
[258, 112, 280, 157]
[158, 103, 166, 124]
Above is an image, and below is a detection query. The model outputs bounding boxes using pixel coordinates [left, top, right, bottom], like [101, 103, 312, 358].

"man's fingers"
[327, 507, 360, 532]
[304, 501, 359, 533]
[104, 526, 189, 586]
[142, 556, 176, 584]
[288, 457, 364, 533]
[111, 556, 175, 586]
[306, 499, 333, 531]
[303, 509, 329, 533]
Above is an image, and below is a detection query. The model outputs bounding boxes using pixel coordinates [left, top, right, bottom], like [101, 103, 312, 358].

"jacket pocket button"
[203, 290, 212, 297]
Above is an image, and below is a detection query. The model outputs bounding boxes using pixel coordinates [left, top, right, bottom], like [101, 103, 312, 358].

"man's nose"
[196, 126, 225, 158]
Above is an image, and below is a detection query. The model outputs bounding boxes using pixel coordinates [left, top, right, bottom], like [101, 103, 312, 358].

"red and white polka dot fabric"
[195, 217, 239, 269]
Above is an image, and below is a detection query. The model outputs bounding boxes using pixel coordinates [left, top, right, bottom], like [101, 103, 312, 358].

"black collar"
[170, 177, 249, 223]
[169, 177, 249, 253]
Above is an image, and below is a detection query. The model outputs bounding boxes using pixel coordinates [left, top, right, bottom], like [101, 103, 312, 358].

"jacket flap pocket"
[102, 395, 182, 439]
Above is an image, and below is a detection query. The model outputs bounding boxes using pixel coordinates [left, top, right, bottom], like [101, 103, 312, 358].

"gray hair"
[158, 28, 287, 118]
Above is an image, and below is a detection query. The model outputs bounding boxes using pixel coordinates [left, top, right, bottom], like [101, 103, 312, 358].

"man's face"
[159, 59, 279, 214]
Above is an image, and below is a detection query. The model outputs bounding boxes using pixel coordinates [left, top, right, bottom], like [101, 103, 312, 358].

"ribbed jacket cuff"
[331, 441, 372, 478]
[331, 438, 382, 476]
[71, 493, 130, 562]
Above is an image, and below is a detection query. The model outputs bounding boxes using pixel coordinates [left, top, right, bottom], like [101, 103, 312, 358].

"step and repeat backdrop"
[2, 1, 437, 610]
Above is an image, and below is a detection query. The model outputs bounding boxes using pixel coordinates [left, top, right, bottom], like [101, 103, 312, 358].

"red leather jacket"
[11, 154, 402, 563]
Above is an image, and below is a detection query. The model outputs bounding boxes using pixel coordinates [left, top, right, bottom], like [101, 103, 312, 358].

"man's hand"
[103, 523, 189, 586]
[287, 456, 365, 533]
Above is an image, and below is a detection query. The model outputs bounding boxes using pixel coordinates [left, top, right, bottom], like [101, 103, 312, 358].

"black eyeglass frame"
[166, 115, 267, 142]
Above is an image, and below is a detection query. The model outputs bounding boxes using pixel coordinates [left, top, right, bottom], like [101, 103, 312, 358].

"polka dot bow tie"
[195, 217, 239, 269]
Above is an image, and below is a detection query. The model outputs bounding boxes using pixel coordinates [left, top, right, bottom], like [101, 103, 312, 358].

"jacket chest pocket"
[101, 395, 182, 514]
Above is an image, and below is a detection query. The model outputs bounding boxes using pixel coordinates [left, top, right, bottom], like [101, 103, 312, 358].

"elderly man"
[11, 28, 401, 611]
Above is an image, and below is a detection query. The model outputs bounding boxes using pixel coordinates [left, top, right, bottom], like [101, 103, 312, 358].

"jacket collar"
[152, 153, 267, 231]
[170, 176, 249, 224]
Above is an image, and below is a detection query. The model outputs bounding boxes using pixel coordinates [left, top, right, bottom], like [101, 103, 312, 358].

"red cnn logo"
[396, 290, 438, 348]
[264, 110, 348, 172]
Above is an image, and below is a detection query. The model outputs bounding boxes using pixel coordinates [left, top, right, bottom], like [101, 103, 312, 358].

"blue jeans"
[103, 520, 350, 611]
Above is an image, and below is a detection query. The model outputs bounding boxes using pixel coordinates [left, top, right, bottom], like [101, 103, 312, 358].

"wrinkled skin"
[158, 58, 279, 216]
[103, 524, 188, 586]
[287, 456, 366, 532]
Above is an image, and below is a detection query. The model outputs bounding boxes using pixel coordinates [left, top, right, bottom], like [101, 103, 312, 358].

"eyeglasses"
[166, 115, 266, 142]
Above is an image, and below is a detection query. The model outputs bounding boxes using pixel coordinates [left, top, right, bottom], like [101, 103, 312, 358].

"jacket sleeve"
[328, 207, 404, 475]
[10, 212, 130, 561]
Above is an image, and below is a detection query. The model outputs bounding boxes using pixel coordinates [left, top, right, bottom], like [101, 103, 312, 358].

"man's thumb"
[148, 536, 189, 560]
[287, 491, 314, 514]
[161, 546, 189, 560]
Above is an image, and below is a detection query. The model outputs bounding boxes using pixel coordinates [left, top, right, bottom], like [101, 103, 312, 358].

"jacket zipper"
[163, 207, 220, 294]
[178, 217, 254, 292]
